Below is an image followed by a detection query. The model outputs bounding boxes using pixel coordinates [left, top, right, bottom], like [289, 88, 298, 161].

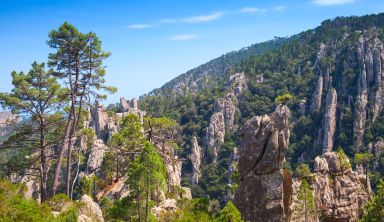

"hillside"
[146, 36, 294, 97]
[139, 12, 384, 210]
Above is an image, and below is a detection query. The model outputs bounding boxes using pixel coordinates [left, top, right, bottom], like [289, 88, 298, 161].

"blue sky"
[0, 0, 383, 105]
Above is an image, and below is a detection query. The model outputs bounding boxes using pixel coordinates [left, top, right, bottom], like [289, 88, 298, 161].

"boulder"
[78, 194, 104, 222]
[234, 105, 291, 222]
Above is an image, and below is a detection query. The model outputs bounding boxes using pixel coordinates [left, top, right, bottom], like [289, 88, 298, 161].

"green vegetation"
[293, 180, 317, 222]
[361, 180, 384, 221]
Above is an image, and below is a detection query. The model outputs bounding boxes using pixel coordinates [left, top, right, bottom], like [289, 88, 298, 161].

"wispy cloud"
[168, 34, 198, 41]
[274, 6, 286, 11]
[182, 12, 223, 23]
[240, 7, 267, 13]
[127, 24, 151, 29]
[312, 0, 355, 5]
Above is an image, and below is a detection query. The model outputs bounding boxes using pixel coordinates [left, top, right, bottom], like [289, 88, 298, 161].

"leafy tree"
[48, 22, 116, 197]
[0, 62, 66, 201]
[293, 180, 317, 222]
[128, 142, 167, 222]
[214, 201, 243, 222]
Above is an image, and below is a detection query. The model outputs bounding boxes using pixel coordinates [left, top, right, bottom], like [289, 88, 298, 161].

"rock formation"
[205, 73, 247, 162]
[78, 194, 104, 222]
[234, 105, 291, 222]
[87, 139, 107, 173]
[0, 112, 19, 144]
[322, 88, 337, 153]
[226, 147, 239, 200]
[311, 152, 370, 221]
[372, 140, 384, 170]
[205, 111, 225, 161]
[189, 137, 201, 185]
[310, 76, 323, 112]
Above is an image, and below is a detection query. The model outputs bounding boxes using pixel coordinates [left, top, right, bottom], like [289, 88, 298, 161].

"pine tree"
[108, 114, 145, 181]
[128, 142, 166, 222]
[0, 62, 66, 201]
[361, 179, 384, 221]
[48, 22, 116, 196]
[214, 201, 243, 222]
[294, 179, 317, 222]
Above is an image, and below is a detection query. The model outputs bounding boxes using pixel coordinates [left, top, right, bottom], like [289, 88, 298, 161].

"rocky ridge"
[205, 72, 247, 162]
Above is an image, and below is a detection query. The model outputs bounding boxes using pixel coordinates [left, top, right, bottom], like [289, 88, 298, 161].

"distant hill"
[145, 36, 294, 97]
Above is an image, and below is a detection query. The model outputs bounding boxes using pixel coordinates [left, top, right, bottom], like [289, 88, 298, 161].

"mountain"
[139, 12, 384, 207]
[146, 36, 294, 97]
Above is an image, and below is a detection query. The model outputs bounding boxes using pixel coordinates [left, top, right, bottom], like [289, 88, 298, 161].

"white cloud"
[127, 24, 150, 29]
[240, 7, 267, 13]
[182, 12, 223, 23]
[312, 0, 355, 5]
[168, 34, 198, 41]
[274, 6, 286, 11]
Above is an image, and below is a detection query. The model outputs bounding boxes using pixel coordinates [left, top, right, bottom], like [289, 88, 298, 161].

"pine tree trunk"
[51, 117, 73, 196]
[39, 122, 48, 202]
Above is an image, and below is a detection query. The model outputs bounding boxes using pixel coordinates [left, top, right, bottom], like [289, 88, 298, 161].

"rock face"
[189, 137, 202, 185]
[205, 111, 225, 161]
[353, 36, 384, 151]
[119, 97, 139, 113]
[164, 155, 182, 187]
[0, 112, 19, 144]
[78, 194, 104, 222]
[322, 88, 337, 153]
[88, 98, 146, 142]
[372, 140, 384, 170]
[226, 147, 239, 200]
[87, 139, 107, 173]
[205, 73, 247, 162]
[234, 105, 291, 222]
[310, 76, 323, 112]
[311, 152, 370, 222]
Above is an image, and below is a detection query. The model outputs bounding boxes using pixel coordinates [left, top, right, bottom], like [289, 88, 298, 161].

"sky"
[0, 0, 383, 105]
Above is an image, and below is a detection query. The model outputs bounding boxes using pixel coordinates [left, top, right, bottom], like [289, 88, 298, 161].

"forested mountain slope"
[140, 12, 384, 203]
[146, 36, 293, 97]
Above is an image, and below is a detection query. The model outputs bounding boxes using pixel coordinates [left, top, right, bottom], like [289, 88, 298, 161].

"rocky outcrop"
[119, 97, 139, 113]
[88, 98, 146, 141]
[310, 76, 323, 112]
[189, 137, 202, 185]
[372, 46, 384, 122]
[372, 140, 384, 170]
[164, 155, 182, 188]
[234, 105, 291, 222]
[152, 199, 179, 218]
[205, 111, 225, 161]
[311, 152, 370, 221]
[322, 88, 337, 153]
[96, 176, 129, 201]
[354, 39, 369, 151]
[0, 112, 19, 144]
[78, 194, 104, 222]
[206, 73, 247, 162]
[226, 147, 239, 200]
[87, 139, 107, 173]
